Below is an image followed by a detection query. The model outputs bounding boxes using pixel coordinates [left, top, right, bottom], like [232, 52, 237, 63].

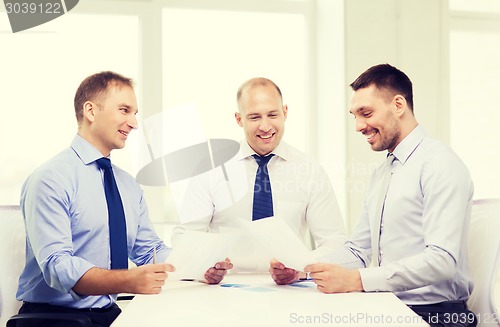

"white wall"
[342, 0, 449, 231]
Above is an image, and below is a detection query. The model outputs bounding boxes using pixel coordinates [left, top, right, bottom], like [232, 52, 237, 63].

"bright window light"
[0, 13, 139, 205]
[450, 23, 500, 199]
[162, 8, 306, 150]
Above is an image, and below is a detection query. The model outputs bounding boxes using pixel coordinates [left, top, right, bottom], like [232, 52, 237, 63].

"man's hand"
[204, 258, 233, 284]
[73, 264, 175, 296]
[304, 263, 363, 293]
[269, 259, 301, 285]
[128, 263, 175, 294]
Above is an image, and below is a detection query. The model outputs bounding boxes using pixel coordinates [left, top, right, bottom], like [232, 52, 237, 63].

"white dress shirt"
[172, 140, 346, 271]
[324, 125, 474, 305]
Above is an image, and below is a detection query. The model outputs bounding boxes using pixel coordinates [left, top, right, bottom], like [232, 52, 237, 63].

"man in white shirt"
[172, 77, 345, 277]
[301, 64, 477, 327]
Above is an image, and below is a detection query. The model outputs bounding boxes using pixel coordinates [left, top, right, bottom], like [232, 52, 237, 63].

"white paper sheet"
[237, 217, 316, 271]
[166, 230, 240, 280]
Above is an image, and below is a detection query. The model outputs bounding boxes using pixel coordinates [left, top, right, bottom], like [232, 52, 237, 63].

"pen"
[298, 272, 313, 281]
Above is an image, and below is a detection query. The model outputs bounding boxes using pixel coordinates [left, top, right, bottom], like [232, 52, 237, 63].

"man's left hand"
[269, 258, 301, 285]
[304, 263, 363, 293]
[204, 258, 233, 284]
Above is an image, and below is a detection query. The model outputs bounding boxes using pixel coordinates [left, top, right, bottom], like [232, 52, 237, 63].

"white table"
[112, 273, 428, 327]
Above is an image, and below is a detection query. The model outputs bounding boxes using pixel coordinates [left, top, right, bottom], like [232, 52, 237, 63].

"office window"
[0, 1, 331, 224]
[449, 0, 500, 12]
[162, 8, 306, 149]
[450, 4, 500, 199]
[0, 14, 139, 205]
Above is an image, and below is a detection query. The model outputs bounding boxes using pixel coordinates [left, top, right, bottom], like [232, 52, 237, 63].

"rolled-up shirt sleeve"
[24, 168, 95, 295]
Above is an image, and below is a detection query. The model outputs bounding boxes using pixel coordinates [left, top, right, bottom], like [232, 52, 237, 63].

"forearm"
[72, 267, 132, 295]
[360, 245, 456, 292]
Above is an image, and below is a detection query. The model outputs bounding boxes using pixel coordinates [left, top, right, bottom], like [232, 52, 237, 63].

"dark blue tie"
[96, 158, 128, 269]
[252, 154, 275, 220]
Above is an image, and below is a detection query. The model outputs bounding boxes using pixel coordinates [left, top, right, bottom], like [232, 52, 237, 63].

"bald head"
[236, 77, 283, 112]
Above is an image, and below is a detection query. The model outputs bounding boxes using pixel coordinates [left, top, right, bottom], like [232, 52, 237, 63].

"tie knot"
[96, 157, 112, 171]
[253, 154, 274, 167]
[386, 153, 395, 166]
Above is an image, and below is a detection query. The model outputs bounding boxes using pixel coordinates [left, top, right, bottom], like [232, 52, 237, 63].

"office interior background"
[1, 0, 499, 239]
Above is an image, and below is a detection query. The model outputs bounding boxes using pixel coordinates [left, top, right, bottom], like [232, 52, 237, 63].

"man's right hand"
[128, 263, 175, 294]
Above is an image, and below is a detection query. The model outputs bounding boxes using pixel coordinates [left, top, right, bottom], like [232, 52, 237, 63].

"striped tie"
[372, 153, 396, 266]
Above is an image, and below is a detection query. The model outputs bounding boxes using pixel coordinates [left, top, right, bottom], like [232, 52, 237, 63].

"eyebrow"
[247, 109, 279, 116]
[349, 106, 370, 115]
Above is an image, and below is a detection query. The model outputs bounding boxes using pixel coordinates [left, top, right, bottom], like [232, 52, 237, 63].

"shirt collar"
[237, 140, 289, 161]
[391, 124, 426, 164]
[71, 134, 108, 165]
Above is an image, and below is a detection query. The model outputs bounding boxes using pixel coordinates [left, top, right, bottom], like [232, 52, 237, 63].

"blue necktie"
[252, 154, 275, 220]
[96, 158, 128, 269]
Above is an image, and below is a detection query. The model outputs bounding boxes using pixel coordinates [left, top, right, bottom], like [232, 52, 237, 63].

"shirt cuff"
[54, 257, 96, 296]
[157, 247, 172, 263]
[359, 267, 392, 292]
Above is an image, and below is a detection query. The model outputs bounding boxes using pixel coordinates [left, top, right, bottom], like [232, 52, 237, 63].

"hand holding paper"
[204, 258, 233, 284]
[239, 217, 316, 271]
[165, 230, 239, 281]
[269, 258, 301, 285]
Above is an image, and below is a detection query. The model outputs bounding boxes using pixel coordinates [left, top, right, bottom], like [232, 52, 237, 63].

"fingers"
[143, 264, 176, 287]
[149, 264, 175, 283]
[304, 263, 327, 273]
[132, 265, 171, 294]
[269, 258, 285, 270]
[152, 263, 175, 272]
[273, 270, 298, 285]
[269, 259, 298, 285]
[214, 260, 233, 270]
[147, 263, 175, 273]
[204, 267, 227, 284]
[316, 283, 331, 294]
[204, 260, 233, 285]
[304, 263, 335, 281]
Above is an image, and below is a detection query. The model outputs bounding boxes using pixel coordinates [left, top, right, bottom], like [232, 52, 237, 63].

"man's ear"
[83, 101, 96, 123]
[393, 95, 407, 117]
[235, 111, 243, 127]
[282, 104, 288, 120]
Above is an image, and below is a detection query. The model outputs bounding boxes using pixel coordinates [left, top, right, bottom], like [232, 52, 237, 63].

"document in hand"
[240, 217, 316, 271]
[166, 230, 240, 280]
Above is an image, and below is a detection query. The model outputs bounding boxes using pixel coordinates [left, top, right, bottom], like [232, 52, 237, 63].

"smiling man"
[304, 64, 477, 327]
[172, 77, 345, 278]
[16, 71, 230, 327]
